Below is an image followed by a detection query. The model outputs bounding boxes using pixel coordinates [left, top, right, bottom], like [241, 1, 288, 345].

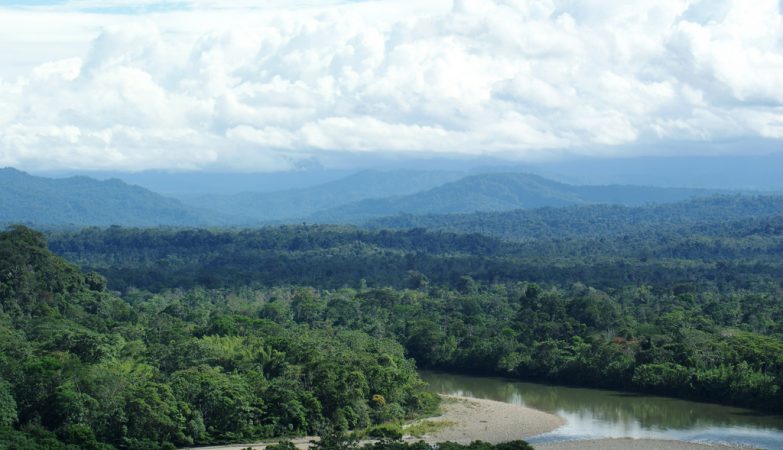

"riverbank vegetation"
[98, 282, 781, 414]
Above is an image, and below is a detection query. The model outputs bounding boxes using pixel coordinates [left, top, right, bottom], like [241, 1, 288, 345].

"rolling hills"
[0, 168, 207, 226]
[0, 168, 743, 227]
[178, 169, 466, 223]
[312, 172, 719, 222]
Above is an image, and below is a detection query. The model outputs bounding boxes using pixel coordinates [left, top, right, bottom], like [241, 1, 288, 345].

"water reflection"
[420, 371, 783, 449]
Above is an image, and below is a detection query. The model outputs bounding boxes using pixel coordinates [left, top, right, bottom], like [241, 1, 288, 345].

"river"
[420, 371, 783, 449]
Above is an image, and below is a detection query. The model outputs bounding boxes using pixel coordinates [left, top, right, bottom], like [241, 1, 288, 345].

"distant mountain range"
[178, 169, 466, 223]
[0, 166, 754, 228]
[310, 172, 719, 222]
[0, 168, 206, 226]
[42, 153, 783, 193]
[38, 168, 355, 196]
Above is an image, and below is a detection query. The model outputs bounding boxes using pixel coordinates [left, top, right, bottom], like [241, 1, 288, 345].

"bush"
[372, 403, 406, 424]
[0, 424, 72, 450]
[438, 442, 533, 450]
[57, 423, 111, 450]
[268, 440, 299, 450]
[366, 423, 403, 440]
[495, 441, 535, 450]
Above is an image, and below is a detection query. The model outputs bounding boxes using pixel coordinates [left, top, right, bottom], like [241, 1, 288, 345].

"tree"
[0, 378, 17, 427]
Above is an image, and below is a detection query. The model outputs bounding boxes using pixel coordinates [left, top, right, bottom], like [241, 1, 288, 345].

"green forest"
[366, 195, 783, 241]
[2, 194, 783, 448]
[0, 226, 439, 449]
[4, 0, 783, 447]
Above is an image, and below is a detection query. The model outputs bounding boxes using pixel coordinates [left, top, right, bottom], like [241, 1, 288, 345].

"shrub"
[366, 423, 403, 440]
[268, 440, 298, 450]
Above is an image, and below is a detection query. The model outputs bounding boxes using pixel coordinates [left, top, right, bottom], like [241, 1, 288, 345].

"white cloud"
[0, 0, 781, 171]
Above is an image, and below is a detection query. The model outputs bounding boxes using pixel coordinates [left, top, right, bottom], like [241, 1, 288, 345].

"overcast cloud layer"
[1, 0, 782, 171]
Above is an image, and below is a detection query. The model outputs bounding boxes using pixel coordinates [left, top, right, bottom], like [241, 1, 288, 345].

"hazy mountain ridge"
[40, 169, 355, 196]
[0, 167, 749, 228]
[526, 153, 783, 190]
[42, 153, 783, 193]
[0, 167, 208, 226]
[311, 172, 719, 223]
[178, 169, 467, 222]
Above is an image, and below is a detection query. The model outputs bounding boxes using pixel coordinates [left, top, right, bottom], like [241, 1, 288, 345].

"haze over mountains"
[311, 173, 717, 223]
[522, 153, 783, 190]
[0, 165, 739, 227]
[36, 153, 783, 195]
[178, 170, 466, 223]
[0, 168, 207, 227]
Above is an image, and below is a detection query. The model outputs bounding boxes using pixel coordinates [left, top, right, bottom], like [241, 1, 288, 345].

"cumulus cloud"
[0, 0, 782, 171]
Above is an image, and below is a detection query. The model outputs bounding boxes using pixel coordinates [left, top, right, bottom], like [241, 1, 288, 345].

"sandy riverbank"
[181, 394, 565, 449]
[411, 394, 564, 444]
[407, 398, 743, 449]
[182, 395, 744, 450]
[185, 437, 744, 450]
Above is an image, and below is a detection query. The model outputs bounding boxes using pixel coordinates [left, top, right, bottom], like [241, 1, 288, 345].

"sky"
[0, 0, 782, 172]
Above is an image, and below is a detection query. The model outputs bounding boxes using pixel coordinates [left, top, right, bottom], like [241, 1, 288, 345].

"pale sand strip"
[534, 438, 743, 449]
[413, 395, 565, 444]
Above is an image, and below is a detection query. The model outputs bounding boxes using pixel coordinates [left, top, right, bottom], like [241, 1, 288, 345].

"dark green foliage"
[0, 423, 81, 450]
[48, 226, 508, 291]
[367, 195, 783, 242]
[360, 441, 431, 450]
[310, 427, 359, 450]
[493, 442, 534, 450]
[0, 378, 17, 427]
[0, 227, 435, 449]
[306, 430, 533, 450]
[5, 186, 783, 448]
[365, 423, 403, 439]
[437, 442, 533, 450]
[48, 209, 783, 293]
[255, 283, 781, 413]
[42, 214, 783, 415]
[268, 440, 299, 450]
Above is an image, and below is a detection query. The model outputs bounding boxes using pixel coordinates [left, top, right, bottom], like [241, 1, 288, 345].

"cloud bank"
[0, 0, 782, 171]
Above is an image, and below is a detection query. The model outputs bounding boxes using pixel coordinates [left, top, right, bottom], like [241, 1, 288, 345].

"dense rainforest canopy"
[0, 226, 437, 449]
[48, 210, 783, 292]
[45, 212, 783, 414]
[3, 194, 783, 448]
[366, 195, 783, 242]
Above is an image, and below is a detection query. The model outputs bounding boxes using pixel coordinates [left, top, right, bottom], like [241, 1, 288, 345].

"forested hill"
[178, 169, 466, 223]
[0, 226, 437, 449]
[366, 195, 783, 241]
[311, 172, 718, 222]
[0, 168, 207, 226]
[0, 168, 728, 226]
